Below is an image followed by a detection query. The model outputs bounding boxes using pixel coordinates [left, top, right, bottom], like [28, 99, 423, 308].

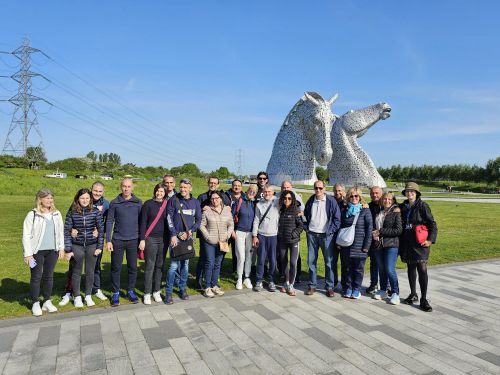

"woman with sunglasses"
[371, 192, 402, 305]
[338, 187, 373, 299]
[277, 190, 303, 296]
[199, 190, 234, 298]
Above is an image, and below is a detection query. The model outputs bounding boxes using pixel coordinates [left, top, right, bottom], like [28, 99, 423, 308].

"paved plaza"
[0, 259, 499, 375]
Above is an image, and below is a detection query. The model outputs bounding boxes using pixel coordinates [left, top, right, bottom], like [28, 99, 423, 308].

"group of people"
[22, 171, 437, 317]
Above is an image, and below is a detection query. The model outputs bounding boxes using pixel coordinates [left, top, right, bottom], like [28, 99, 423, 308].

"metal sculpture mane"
[327, 102, 391, 188]
[267, 92, 337, 185]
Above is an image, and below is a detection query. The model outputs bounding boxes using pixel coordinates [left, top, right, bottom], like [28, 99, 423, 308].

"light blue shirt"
[39, 214, 56, 251]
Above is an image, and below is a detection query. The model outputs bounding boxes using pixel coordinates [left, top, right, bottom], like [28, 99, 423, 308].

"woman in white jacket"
[22, 188, 65, 316]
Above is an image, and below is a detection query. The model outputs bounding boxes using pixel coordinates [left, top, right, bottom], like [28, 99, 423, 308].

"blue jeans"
[195, 237, 206, 288]
[374, 247, 399, 295]
[256, 234, 277, 284]
[204, 242, 224, 288]
[165, 259, 189, 295]
[307, 232, 335, 289]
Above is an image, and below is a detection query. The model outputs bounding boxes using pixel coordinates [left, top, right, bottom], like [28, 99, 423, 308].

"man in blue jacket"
[304, 180, 341, 297]
[165, 178, 201, 304]
[106, 178, 142, 306]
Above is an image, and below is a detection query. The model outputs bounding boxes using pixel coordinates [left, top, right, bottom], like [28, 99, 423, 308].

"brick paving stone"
[158, 318, 186, 340]
[189, 333, 217, 353]
[252, 304, 281, 321]
[133, 365, 160, 375]
[37, 325, 61, 347]
[142, 327, 170, 350]
[185, 307, 212, 323]
[0, 330, 18, 353]
[55, 352, 81, 375]
[126, 340, 156, 371]
[224, 297, 253, 312]
[302, 326, 347, 350]
[152, 347, 186, 375]
[183, 359, 213, 375]
[201, 350, 237, 375]
[334, 314, 375, 333]
[117, 313, 145, 344]
[134, 309, 160, 329]
[335, 347, 393, 375]
[150, 306, 174, 322]
[169, 337, 201, 364]
[474, 351, 500, 367]
[0, 351, 9, 373]
[271, 318, 308, 340]
[106, 356, 134, 375]
[81, 342, 106, 372]
[81, 323, 102, 345]
[285, 363, 316, 375]
[286, 345, 331, 374]
[243, 345, 287, 374]
[221, 344, 254, 369]
[31, 344, 57, 374]
[375, 325, 425, 347]
[413, 351, 468, 375]
[437, 288, 478, 301]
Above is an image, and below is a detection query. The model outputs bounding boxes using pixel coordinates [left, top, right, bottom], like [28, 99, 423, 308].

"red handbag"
[415, 225, 429, 244]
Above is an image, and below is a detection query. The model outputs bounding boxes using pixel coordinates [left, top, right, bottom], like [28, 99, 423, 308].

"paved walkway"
[1, 260, 499, 375]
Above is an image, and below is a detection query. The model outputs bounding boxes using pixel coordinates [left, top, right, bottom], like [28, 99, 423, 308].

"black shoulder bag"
[170, 198, 196, 261]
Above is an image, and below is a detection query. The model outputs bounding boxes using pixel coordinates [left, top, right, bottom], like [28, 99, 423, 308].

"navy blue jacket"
[64, 208, 104, 251]
[232, 196, 255, 233]
[304, 194, 341, 235]
[106, 194, 142, 241]
[139, 199, 167, 240]
[339, 208, 373, 258]
[167, 193, 202, 236]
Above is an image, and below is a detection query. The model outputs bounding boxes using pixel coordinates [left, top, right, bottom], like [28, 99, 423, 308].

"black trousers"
[30, 250, 58, 303]
[71, 244, 98, 296]
[110, 239, 138, 293]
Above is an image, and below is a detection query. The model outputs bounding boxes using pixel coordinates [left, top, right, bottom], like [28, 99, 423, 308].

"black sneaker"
[403, 293, 419, 305]
[366, 284, 378, 294]
[420, 299, 432, 312]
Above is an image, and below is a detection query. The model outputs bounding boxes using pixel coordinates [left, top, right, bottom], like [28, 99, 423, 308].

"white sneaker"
[42, 300, 58, 313]
[236, 279, 243, 290]
[32, 302, 42, 316]
[243, 278, 253, 289]
[152, 291, 162, 303]
[74, 296, 84, 308]
[212, 286, 225, 296]
[204, 288, 215, 298]
[94, 289, 107, 301]
[143, 293, 152, 305]
[59, 293, 71, 306]
[373, 290, 388, 301]
[390, 293, 400, 305]
[85, 295, 95, 307]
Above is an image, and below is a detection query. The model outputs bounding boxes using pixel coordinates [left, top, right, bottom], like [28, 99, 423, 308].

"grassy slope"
[0, 168, 499, 319]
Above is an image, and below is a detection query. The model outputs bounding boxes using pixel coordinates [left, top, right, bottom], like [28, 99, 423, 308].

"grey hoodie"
[252, 197, 280, 237]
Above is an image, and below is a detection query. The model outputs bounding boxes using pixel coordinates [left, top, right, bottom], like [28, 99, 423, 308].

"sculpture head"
[299, 92, 337, 165]
[340, 102, 391, 135]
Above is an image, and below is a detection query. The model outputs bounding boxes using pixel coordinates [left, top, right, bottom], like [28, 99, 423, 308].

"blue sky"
[0, 1, 499, 174]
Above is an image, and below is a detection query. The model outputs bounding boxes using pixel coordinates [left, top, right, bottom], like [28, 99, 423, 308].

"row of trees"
[377, 157, 499, 185]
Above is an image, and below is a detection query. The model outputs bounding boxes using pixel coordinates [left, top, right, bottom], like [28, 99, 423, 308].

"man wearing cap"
[165, 178, 202, 304]
[399, 182, 437, 312]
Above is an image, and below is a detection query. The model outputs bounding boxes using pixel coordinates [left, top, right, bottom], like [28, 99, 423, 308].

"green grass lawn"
[0, 168, 499, 319]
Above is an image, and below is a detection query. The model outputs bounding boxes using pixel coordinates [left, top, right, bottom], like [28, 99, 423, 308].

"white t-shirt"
[308, 196, 328, 233]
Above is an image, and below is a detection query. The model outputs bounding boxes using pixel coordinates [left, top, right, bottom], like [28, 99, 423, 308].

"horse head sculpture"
[267, 92, 337, 185]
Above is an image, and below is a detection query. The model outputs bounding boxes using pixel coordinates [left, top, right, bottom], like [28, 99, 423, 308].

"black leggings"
[278, 242, 299, 285]
[407, 262, 428, 300]
[30, 250, 58, 303]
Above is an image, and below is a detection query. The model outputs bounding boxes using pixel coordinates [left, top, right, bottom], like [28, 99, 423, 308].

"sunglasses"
[314, 187, 324, 190]
[350, 194, 360, 198]
[258, 177, 268, 180]
[283, 197, 292, 201]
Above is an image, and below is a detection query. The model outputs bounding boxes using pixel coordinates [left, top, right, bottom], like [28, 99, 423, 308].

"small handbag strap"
[351, 212, 360, 226]
[259, 201, 273, 227]
[145, 199, 168, 239]
[176, 197, 189, 232]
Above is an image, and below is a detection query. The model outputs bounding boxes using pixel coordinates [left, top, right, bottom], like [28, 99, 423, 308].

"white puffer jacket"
[22, 209, 65, 257]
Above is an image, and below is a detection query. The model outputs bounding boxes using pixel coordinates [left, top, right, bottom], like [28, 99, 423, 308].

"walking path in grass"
[291, 187, 500, 204]
[0, 259, 499, 374]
